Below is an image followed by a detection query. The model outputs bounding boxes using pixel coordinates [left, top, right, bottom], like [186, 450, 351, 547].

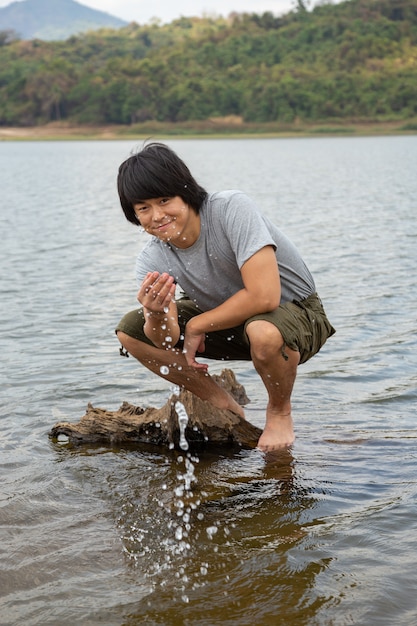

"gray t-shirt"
[135, 190, 315, 311]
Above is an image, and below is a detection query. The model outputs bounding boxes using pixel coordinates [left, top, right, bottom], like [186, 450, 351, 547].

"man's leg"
[117, 331, 245, 417]
[246, 320, 300, 451]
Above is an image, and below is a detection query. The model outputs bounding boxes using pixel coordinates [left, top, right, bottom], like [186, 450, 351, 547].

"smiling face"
[133, 196, 201, 249]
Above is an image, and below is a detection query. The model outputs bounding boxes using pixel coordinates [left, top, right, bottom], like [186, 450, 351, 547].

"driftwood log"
[49, 369, 262, 450]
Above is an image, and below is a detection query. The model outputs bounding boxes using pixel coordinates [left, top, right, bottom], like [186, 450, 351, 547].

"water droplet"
[160, 366, 169, 375]
[206, 525, 218, 539]
[165, 336, 172, 343]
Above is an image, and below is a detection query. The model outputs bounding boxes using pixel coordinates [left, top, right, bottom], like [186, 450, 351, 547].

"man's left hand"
[183, 327, 208, 371]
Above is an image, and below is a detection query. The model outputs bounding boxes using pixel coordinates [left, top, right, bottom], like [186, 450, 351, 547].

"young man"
[115, 143, 335, 451]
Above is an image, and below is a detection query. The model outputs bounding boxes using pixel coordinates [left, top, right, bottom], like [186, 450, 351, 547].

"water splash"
[117, 399, 220, 602]
[175, 400, 189, 451]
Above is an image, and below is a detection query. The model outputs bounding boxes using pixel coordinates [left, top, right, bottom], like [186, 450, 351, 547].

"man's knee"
[116, 330, 131, 344]
[116, 330, 135, 355]
[246, 320, 284, 362]
[116, 331, 158, 361]
[117, 330, 145, 351]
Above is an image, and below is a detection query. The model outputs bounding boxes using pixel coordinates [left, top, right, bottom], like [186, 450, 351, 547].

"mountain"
[0, 0, 128, 40]
[1, 0, 417, 127]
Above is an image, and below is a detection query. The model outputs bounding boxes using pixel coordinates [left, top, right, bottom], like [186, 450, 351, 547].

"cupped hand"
[138, 272, 176, 312]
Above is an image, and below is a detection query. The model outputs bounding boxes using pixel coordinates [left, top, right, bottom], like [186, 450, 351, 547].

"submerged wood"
[49, 369, 261, 450]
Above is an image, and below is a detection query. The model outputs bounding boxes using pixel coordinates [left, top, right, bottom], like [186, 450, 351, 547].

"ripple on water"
[1, 137, 417, 624]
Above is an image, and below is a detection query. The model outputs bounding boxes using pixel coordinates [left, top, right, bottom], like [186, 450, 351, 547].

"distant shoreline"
[1, 119, 417, 141]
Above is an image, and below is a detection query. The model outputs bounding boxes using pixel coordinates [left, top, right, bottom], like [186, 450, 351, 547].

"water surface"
[1, 136, 416, 625]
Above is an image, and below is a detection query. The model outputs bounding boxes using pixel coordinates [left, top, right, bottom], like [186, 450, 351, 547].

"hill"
[1, 0, 417, 129]
[0, 0, 127, 40]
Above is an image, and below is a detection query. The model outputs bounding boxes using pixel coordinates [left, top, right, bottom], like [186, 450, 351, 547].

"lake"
[0, 136, 416, 625]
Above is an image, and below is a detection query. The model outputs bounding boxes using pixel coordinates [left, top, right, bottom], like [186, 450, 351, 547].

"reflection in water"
[51, 441, 334, 624]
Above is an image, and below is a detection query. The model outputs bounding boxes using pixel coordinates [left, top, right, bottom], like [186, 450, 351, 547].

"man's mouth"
[155, 220, 172, 231]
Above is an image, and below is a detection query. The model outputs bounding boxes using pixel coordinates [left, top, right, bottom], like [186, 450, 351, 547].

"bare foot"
[256, 410, 295, 451]
[223, 397, 245, 419]
[207, 389, 245, 419]
[231, 399, 245, 419]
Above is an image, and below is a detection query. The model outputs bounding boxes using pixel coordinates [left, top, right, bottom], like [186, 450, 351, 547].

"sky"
[0, 0, 306, 25]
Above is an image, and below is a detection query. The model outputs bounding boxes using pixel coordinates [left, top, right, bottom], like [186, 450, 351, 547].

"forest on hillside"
[1, 0, 417, 127]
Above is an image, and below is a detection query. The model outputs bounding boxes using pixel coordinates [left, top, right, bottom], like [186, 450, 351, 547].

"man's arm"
[138, 271, 180, 349]
[184, 245, 281, 368]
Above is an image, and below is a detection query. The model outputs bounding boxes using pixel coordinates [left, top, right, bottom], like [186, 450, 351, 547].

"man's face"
[133, 196, 200, 249]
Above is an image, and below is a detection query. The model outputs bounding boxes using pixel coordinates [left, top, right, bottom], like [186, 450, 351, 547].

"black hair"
[117, 142, 208, 226]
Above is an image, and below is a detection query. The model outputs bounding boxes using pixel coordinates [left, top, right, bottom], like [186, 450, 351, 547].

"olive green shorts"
[115, 293, 335, 365]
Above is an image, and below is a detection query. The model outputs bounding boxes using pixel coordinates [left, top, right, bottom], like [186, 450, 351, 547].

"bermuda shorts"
[115, 292, 335, 365]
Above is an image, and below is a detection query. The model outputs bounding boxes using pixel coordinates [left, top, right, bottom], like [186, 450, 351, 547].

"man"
[115, 143, 335, 451]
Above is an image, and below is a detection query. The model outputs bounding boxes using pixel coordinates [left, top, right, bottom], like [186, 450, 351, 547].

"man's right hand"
[138, 271, 176, 313]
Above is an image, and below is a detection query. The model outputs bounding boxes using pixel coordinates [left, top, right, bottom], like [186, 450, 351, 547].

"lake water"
[1, 136, 416, 625]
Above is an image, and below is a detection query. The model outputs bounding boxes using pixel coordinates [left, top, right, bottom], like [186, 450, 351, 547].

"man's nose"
[152, 205, 165, 221]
